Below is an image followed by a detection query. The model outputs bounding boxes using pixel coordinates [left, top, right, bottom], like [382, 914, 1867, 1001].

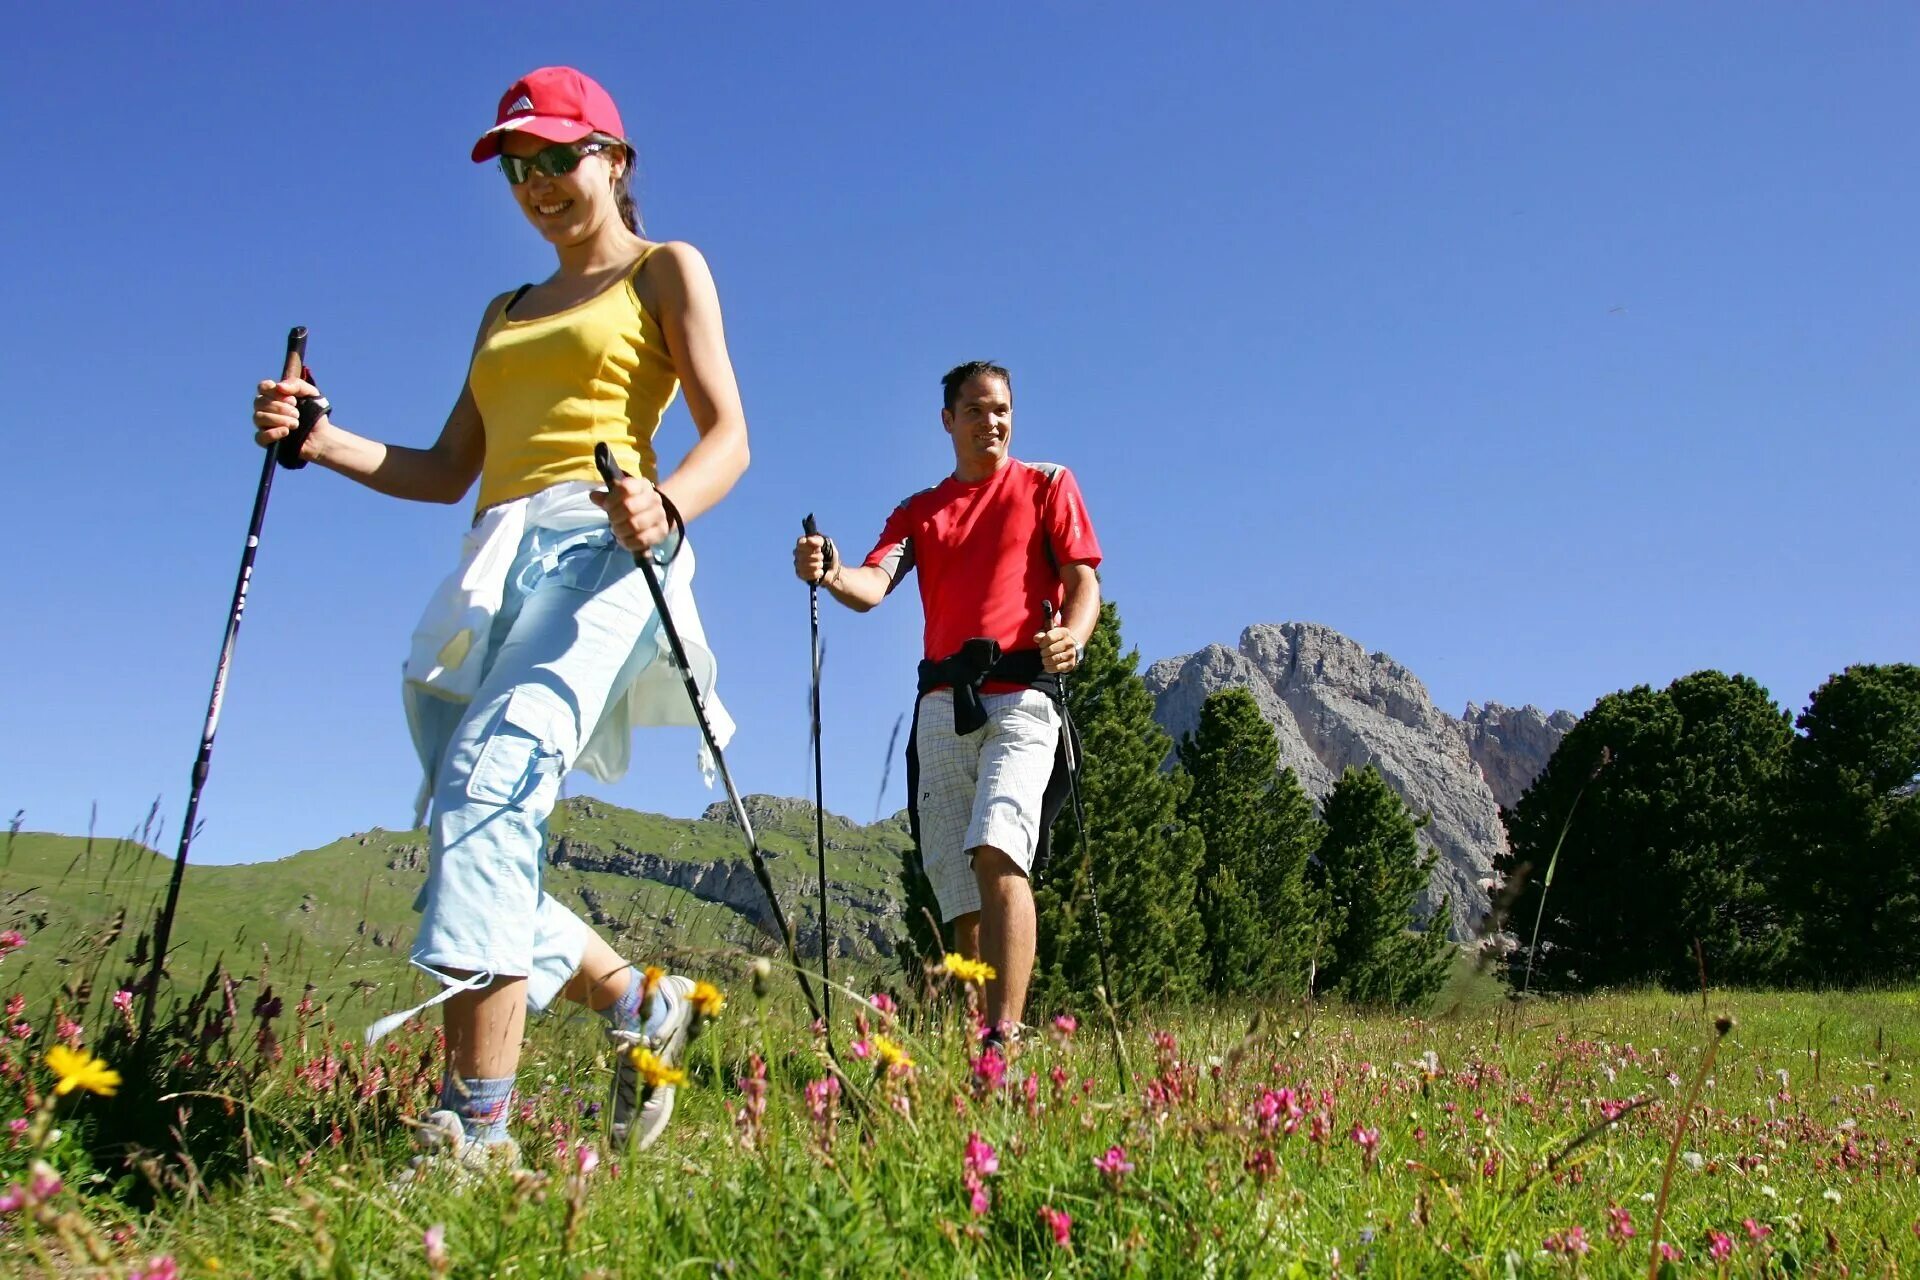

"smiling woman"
[247, 64, 751, 1176]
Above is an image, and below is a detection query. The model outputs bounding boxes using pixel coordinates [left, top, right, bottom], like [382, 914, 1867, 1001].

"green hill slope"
[0, 795, 914, 1019]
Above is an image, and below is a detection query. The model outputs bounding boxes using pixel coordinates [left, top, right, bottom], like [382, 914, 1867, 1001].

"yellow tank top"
[468, 245, 680, 512]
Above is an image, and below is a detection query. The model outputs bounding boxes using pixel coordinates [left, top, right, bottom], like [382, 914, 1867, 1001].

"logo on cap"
[506, 95, 535, 115]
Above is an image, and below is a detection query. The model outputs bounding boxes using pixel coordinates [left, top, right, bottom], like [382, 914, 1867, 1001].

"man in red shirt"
[793, 361, 1102, 1038]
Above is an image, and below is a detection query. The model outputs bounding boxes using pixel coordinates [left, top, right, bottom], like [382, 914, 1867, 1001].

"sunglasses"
[498, 141, 613, 185]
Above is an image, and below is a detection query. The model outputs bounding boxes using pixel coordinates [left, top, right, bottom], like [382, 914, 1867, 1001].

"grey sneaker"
[607, 974, 695, 1150]
[393, 1109, 521, 1190]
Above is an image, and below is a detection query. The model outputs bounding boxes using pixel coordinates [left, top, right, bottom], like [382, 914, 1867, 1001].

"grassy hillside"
[0, 794, 918, 1024]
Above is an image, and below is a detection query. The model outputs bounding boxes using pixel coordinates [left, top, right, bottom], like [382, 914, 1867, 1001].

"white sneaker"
[607, 975, 695, 1150]
[393, 1109, 521, 1190]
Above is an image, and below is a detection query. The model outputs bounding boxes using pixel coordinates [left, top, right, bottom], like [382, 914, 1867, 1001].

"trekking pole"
[594, 445, 826, 1028]
[802, 515, 833, 1040]
[141, 328, 324, 1040]
[1043, 601, 1115, 1003]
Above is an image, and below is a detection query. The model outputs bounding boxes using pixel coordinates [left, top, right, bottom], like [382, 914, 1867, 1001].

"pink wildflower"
[56, 1018, 83, 1046]
[0, 931, 24, 954]
[1707, 1231, 1733, 1261]
[850, 1038, 873, 1061]
[7, 1117, 27, 1136]
[1094, 1144, 1134, 1188]
[968, 1183, 990, 1216]
[1039, 1204, 1072, 1247]
[1244, 1147, 1277, 1181]
[130, 1259, 180, 1280]
[1350, 1123, 1381, 1167]
[972, 1047, 1007, 1092]
[424, 1223, 449, 1272]
[1544, 1226, 1591, 1257]
[111, 990, 133, 1014]
[0, 1184, 23, 1214]
[1052, 1014, 1077, 1038]
[963, 1131, 999, 1179]
[3, 995, 21, 1018]
[10, 1022, 31, 1040]
[868, 992, 897, 1017]
[1607, 1205, 1635, 1242]
[576, 1144, 599, 1176]
[1743, 1218, 1771, 1243]
[805, 1076, 841, 1152]
[28, 1165, 59, 1201]
[1658, 1241, 1683, 1262]
[732, 1054, 768, 1148]
[1308, 1111, 1332, 1145]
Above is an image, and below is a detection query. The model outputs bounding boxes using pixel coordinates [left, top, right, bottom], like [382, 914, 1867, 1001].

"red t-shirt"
[863, 459, 1102, 683]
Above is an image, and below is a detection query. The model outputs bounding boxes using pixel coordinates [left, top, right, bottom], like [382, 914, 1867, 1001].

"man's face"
[942, 373, 1013, 471]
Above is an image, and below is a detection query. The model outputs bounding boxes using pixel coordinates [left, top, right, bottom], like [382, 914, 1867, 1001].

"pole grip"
[276, 326, 318, 470]
[802, 513, 837, 578]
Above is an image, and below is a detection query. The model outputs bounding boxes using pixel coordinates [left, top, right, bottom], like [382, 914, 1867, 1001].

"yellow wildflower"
[46, 1045, 121, 1098]
[690, 981, 727, 1018]
[872, 1035, 914, 1070]
[640, 965, 666, 1001]
[629, 1046, 687, 1089]
[942, 953, 997, 986]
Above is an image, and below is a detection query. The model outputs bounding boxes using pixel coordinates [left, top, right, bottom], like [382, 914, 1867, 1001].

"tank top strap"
[628, 241, 664, 287]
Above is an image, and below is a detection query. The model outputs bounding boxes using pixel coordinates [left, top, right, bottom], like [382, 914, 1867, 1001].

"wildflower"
[690, 981, 727, 1019]
[1350, 1124, 1381, 1168]
[972, 1047, 1007, 1091]
[423, 1222, 450, 1273]
[1052, 1014, 1077, 1038]
[628, 1046, 687, 1089]
[1707, 1230, 1733, 1261]
[3, 995, 21, 1017]
[1607, 1205, 1635, 1242]
[1094, 1144, 1134, 1188]
[0, 1185, 22, 1214]
[732, 1054, 768, 1149]
[850, 1038, 873, 1060]
[1543, 1227, 1591, 1256]
[963, 1131, 999, 1179]
[28, 1163, 59, 1200]
[1039, 1204, 1072, 1247]
[46, 1044, 121, 1097]
[0, 931, 23, 954]
[748, 956, 773, 999]
[1822, 1188, 1843, 1204]
[1657, 1242, 1683, 1262]
[56, 1018, 83, 1045]
[873, 1035, 913, 1071]
[868, 992, 897, 1017]
[962, 1130, 998, 1217]
[805, 1075, 841, 1152]
[942, 953, 996, 986]
[111, 990, 133, 1014]
[130, 1259, 180, 1280]
[1245, 1147, 1277, 1182]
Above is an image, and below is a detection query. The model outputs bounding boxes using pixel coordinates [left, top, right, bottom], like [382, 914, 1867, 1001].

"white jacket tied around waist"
[401, 480, 733, 824]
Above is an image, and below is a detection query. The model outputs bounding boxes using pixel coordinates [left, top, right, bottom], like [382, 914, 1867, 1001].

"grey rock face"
[1145, 623, 1572, 940]
[1461, 703, 1578, 811]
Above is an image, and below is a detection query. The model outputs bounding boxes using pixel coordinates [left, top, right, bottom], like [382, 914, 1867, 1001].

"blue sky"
[3, 4, 1914, 863]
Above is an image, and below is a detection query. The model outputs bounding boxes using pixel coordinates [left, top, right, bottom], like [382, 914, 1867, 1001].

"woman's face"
[500, 133, 623, 246]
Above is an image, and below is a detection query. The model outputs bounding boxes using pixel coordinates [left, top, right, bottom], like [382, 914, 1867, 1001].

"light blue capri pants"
[409, 524, 663, 1013]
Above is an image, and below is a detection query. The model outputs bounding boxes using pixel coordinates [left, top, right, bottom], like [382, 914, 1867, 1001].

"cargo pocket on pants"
[465, 685, 574, 810]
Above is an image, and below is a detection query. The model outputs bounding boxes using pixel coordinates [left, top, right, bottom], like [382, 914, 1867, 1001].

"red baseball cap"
[471, 67, 626, 163]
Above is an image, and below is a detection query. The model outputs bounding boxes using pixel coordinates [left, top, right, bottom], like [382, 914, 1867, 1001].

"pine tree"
[1031, 601, 1205, 1015]
[1314, 765, 1452, 1008]
[1497, 671, 1793, 992]
[1177, 688, 1319, 995]
[1778, 663, 1920, 984]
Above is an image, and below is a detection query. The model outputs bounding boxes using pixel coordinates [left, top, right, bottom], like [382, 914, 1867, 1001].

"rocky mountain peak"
[1146, 622, 1574, 939]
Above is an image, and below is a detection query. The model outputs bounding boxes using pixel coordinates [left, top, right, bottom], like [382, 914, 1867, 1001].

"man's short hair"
[941, 361, 1012, 412]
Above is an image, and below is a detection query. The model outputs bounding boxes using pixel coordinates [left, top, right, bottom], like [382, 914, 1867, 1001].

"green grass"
[2, 815, 1916, 1276]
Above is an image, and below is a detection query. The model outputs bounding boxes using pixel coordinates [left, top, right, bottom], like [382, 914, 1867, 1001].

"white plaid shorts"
[913, 686, 1061, 921]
